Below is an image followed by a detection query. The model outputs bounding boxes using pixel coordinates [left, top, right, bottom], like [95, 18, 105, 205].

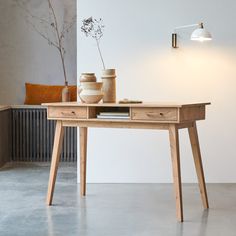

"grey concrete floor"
[0, 163, 236, 236]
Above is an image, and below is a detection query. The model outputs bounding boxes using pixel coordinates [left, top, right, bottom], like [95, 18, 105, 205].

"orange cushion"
[24, 83, 77, 105]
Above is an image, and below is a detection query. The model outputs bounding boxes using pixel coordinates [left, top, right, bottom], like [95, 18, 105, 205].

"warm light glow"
[192, 37, 212, 42]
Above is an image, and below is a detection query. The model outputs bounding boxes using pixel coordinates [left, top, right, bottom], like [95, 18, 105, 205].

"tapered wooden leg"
[46, 121, 64, 205]
[80, 127, 87, 196]
[169, 124, 183, 222]
[188, 122, 209, 209]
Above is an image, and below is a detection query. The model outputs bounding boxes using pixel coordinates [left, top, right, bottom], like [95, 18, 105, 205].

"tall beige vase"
[101, 69, 116, 103]
[62, 81, 71, 102]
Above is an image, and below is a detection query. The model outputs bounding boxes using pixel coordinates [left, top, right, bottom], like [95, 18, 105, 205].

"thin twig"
[16, 1, 51, 26]
[96, 38, 105, 70]
[48, 0, 67, 84]
[26, 19, 60, 49]
[61, 15, 76, 39]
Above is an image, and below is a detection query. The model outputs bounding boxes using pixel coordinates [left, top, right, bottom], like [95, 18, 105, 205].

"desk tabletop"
[42, 102, 211, 108]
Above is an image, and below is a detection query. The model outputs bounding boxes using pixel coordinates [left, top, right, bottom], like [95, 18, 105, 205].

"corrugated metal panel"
[11, 108, 77, 162]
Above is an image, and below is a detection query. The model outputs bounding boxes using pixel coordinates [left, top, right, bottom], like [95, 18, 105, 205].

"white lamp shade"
[191, 28, 212, 42]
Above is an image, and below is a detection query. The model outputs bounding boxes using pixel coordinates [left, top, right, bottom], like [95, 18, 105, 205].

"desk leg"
[46, 121, 64, 205]
[80, 127, 87, 196]
[169, 124, 183, 222]
[188, 122, 209, 209]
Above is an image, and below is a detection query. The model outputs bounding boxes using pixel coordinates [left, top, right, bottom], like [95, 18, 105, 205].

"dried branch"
[81, 17, 106, 70]
[61, 15, 76, 39]
[26, 18, 59, 49]
[15, 0, 52, 26]
[15, 0, 76, 85]
[48, 0, 67, 84]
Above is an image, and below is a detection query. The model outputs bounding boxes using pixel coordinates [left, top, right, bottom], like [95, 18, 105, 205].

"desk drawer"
[48, 107, 87, 119]
[131, 107, 178, 121]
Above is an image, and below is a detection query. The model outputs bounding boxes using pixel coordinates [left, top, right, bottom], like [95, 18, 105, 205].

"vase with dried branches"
[81, 17, 116, 103]
[15, 0, 76, 102]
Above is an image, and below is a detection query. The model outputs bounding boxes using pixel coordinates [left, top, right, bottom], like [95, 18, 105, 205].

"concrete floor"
[0, 163, 236, 236]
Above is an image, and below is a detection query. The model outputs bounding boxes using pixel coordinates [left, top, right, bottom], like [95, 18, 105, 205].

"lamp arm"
[174, 23, 202, 32]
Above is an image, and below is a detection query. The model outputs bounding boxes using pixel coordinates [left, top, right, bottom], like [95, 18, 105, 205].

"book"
[99, 112, 129, 117]
[97, 115, 130, 120]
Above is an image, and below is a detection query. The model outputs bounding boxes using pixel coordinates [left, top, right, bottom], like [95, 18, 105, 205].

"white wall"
[77, 0, 236, 183]
[0, 0, 76, 104]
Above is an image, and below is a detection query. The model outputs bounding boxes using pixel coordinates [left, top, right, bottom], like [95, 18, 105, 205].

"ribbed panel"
[12, 108, 77, 162]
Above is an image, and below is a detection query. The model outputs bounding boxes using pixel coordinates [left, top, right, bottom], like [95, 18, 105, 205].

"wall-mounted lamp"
[172, 22, 212, 48]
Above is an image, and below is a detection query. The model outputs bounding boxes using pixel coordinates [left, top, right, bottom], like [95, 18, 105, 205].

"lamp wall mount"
[172, 22, 212, 48]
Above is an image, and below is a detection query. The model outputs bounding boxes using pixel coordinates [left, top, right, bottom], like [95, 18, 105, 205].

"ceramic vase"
[62, 81, 71, 102]
[79, 82, 103, 104]
[80, 73, 97, 83]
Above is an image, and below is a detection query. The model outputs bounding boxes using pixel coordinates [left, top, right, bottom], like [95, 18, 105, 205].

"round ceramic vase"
[79, 82, 103, 104]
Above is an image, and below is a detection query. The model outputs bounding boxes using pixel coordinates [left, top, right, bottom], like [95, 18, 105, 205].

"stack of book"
[97, 112, 130, 120]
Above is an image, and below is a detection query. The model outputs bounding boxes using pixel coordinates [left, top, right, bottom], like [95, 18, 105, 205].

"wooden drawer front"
[131, 108, 178, 121]
[179, 106, 205, 122]
[48, 107, 87, 119]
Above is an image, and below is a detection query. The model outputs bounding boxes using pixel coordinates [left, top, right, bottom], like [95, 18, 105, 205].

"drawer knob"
[61, 111, 76, 116]
[159, 112, 164, 116]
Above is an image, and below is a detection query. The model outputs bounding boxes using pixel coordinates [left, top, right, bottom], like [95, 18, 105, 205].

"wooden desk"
[43, 102, 210, 222]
